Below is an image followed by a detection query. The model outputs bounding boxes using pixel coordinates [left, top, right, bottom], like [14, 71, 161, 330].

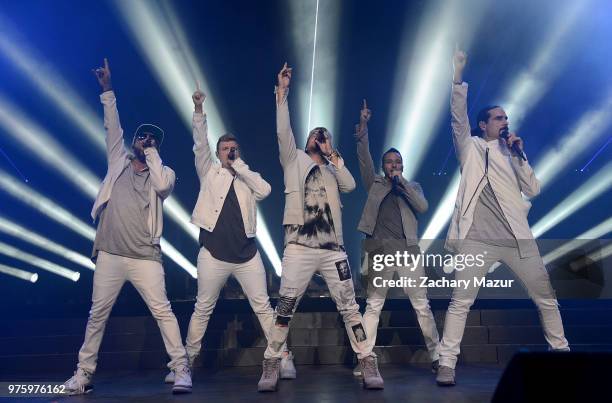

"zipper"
[462, 148, 489, 217]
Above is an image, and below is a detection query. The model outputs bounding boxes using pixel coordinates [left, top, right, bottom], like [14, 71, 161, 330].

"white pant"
[439, 240, 570, 369]
[264, 244, 372, 360]
[364, 262, 440, 361]
[77, 251, 188, 373]
[185, 248, 285, 359]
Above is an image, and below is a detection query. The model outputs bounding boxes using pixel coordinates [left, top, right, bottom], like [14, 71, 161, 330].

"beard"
[133, 146, 146, 162]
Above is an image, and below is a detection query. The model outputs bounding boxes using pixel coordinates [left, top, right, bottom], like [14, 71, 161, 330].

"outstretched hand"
[359, 98, 371, 126]
[193, 80, 206, 113]
[93, 58, 112, 92]
[277, 62, 292, 90]
[453, 45, 466, 83]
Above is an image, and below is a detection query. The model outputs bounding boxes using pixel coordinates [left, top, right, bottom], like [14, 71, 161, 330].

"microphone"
[228, 147, 236, 161]
[392, 175, 401, 193]
[500, 128, 526, 161]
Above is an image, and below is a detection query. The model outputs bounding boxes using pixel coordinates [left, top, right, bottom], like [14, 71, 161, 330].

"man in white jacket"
[258, 64, 383, 392]
[436, 49, 569, 386]
[165, 86, 295, 384]
[63, 59, 192, 395]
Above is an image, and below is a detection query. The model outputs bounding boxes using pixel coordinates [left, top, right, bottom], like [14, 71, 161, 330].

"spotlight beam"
[0, 241, 80, 281]
[0, 169, 196, 276]
[0, 264, 38, 283]
[532, 161, 612, 238]
[542, 217, 612, 265]
[288, 0, 340, 145]
[0, 215, 95, 270]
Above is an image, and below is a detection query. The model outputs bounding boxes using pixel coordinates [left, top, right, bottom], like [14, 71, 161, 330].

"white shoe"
[280, 351, 297, 379]
[63, 368, 93, 395]
[353, 363, 362, 377]
[172, 365, 192, 394]
[165, 354, 195, 384]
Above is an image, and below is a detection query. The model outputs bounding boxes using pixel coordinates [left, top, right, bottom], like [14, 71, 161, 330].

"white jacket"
[445, 83, 540, 258]
[91, 91, 175, 246]
[190, 112, 271, 237]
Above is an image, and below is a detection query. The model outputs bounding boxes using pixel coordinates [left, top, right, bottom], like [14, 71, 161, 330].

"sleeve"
[144, 147, 175, 200]
[450, 82, 473, 165]
[232, 158, 272, 201]
[398, 179, 429, 214]
[276, 87, 298, 167]
[192, 111, 213, 184]
[100, 90, 128, 167]
[355, 128, 376, 191]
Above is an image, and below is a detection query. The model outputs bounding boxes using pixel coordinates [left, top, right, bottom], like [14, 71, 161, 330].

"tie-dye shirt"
[284, 166, 341, 251]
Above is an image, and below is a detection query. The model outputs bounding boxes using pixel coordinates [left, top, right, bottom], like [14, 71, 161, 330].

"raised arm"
[192, 84, 214, 182]
[276, 63, 298, 167]
[354, 99, 376, 191]
[450, 49, 472, 164]
[94, 58, 127, 167]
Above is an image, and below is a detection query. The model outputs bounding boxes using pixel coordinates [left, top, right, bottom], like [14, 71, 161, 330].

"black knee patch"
[351, 323, 367, 343]
[277, 295, 297, 316]
[336, 259, 351, 281]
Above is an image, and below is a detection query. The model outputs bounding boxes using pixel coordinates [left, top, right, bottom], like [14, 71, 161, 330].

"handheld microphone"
[228, 147, 236, 161]
[392, 175, 401, 193]
[500, 128, 526, 161]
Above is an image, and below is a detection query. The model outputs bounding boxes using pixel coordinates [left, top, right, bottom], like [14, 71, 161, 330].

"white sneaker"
[165, 354, 195, 384]
[280, 351, 297, 379]
[353, 363, 362, 377]
[172, 365, 192, 394]
[63, 368, 93, 395]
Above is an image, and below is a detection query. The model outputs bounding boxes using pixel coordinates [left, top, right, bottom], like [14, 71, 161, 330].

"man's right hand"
[277, 62, 292, 90]
[192, 81, 206, 114]
[93, 58, 112, 92]
[453, 47, 467, 83]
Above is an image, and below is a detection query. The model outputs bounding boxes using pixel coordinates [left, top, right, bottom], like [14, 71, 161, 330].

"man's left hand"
[506, 132, 524, 152]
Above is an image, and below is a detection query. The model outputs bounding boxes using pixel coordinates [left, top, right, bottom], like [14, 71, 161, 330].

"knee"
[448, 298, 474, 314]
[88, 301, 114, 323]
[149, 300, 174, 319]
[193, 298, 216, 318]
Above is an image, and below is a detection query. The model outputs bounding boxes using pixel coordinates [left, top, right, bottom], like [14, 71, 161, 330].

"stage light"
[0, 264, 38, 283]
[114, 0, 225, 137]
[534, 91, 612, 189]
[116, 0, 282, 272]
[0, 241, 80, 281]
[384, 1, 488, 180]
[286, 0, 340, 145]
[500, 1, 588, 128]
[0, 94, 100, 197]
[0, 169, 96, 240]
[256, 211, 282, 275]
[543, 217, 612, 265]
[0, 32, 105, 151]
[532, 161, 612, 238]
[0, 215, 95, 270]
[0, 170, 197, 277]
[420, 172, 460, 252]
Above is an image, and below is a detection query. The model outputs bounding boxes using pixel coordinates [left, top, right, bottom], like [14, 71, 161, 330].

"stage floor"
[3, 363, 504, 403]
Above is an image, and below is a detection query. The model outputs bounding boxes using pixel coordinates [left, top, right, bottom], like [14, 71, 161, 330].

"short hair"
[382, 147, 402, 165]
[471, 105, 501, 136]
[216, 133, 239, 152]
